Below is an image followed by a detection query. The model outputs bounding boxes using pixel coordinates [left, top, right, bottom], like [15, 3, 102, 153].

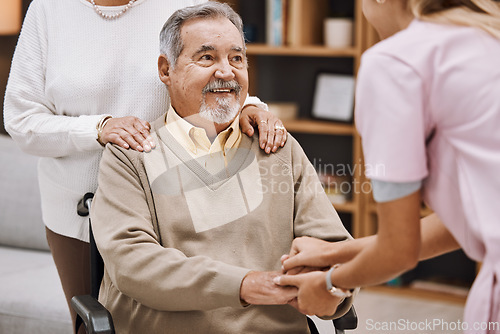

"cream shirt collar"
[165, 106, 242, 158]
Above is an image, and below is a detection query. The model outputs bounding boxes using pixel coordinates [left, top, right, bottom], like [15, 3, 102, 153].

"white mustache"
[202, 79, 241, 95]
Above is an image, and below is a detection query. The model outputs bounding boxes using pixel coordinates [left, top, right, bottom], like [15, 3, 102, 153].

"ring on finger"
[274, 125, 286, 131]
[260, 120, 268, 124]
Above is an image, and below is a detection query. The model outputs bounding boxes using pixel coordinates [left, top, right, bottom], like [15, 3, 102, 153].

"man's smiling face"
[160, 16, 249, 129]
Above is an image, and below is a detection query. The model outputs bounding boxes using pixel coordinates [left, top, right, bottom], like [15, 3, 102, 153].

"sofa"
[0, 134, 72, 334]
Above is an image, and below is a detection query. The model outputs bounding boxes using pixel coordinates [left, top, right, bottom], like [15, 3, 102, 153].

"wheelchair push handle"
[77, 192, 94, 217]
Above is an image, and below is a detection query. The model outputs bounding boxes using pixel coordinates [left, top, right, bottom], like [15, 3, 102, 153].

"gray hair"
[159, 2, 246, 68]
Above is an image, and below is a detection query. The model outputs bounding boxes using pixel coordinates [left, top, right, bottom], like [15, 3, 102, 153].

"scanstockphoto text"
[365, 318, 500, 333]
[257, 158, 384, 196]
[311, 158, 383, 179]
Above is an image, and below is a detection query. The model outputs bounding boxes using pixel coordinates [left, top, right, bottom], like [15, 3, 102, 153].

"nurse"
[274, 0, 500, 331]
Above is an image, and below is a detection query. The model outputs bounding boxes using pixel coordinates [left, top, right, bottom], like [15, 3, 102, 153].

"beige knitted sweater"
[91, 115, 352, 334]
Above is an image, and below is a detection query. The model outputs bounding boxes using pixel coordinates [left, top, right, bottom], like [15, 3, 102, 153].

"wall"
[0, 0, 31, 135]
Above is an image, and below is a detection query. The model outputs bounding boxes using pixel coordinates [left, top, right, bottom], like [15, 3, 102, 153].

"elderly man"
[91, 2, 353, 333]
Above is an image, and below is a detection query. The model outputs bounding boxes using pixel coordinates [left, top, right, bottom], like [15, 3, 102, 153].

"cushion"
[0, 134, 48, 251]
[0, 246, 72, 334]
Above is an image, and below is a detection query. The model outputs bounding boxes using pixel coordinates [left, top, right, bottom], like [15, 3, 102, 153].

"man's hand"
[100, 116, 156, 152]
[240, 105, 287, 154]
[240, 271, 297, 305]
[274, 271, 343, 317]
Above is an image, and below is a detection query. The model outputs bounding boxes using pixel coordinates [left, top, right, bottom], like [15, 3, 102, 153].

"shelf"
[246, 44, 358, 58]
[332, 201, 356, 213]
[284, 119, 354, 136]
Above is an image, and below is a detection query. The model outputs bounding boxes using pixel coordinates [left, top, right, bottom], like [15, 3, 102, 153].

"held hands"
[240, 105, 287, 154]
[238, 248, 346, 316]
[274, 271, 343, 317]
[272, 236, 353, 317]
[98, 116, 156, 152]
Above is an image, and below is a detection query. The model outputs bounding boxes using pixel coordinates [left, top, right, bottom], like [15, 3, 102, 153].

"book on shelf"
[266, 0, 329, 47]
[266, 0, 286, 46]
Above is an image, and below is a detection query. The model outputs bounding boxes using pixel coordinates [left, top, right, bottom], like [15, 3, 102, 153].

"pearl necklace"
[89, 0, 137, 20]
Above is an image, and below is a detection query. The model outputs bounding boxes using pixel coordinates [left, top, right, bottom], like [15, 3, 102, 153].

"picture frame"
[311, 73, 355, 122]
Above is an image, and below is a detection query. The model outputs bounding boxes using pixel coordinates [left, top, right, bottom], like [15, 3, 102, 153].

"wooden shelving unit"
[220, 0, 478, 301]
[224, 0, 374, 238]
[224, 0, 477, 298]
[243, 0, 372, 237]
[283, 119, 354, 136]
[247, 44, 358, 57]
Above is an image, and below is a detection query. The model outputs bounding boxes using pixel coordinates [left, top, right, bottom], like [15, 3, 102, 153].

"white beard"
[199, 96, 240, 124]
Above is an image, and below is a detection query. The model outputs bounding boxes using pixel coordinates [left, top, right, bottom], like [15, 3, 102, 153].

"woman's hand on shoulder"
[99, 116, 156, 152]
[240, 105, 287, 154]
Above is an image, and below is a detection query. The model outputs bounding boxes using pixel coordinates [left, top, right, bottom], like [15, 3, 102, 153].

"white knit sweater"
[4, 0, 264, 241]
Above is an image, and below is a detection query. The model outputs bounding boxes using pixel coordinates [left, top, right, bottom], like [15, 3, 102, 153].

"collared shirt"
[165, 107, 242, 174]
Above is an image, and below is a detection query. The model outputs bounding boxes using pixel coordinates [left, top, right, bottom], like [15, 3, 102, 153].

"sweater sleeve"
[289, 136, 356, 319]
[3, 0, 104, 158]
[91, 144, 250, 312]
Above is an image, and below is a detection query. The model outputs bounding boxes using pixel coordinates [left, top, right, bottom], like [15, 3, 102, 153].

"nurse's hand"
[281, 237, 364, 274]
[99, 116, 156, 152]
[240, 105, 287, 154]
[281, 237, 339, 273]
[274, 271, 342, 317]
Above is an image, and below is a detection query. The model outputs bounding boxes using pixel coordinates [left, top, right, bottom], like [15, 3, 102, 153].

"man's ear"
[158, 55, 171, 85]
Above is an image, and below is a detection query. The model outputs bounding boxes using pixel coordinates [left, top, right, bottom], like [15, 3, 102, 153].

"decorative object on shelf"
[324, 17, 353, 48]
[266, 0, 329, 46]
[312, 73, 355, 122]
[287, 0, 328, 46]
[324, 0, 355, 48]
[267, 102, 298, 121]
[0, 0, 22, 35]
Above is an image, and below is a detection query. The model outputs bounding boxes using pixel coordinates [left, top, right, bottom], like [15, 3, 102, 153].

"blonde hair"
[408, 0, 500, 38]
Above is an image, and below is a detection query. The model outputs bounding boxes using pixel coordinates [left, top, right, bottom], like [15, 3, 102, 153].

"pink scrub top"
[356, 19, 500, 333]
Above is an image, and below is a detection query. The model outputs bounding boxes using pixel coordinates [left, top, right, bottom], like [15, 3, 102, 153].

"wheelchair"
[72, 193, 357, 334]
